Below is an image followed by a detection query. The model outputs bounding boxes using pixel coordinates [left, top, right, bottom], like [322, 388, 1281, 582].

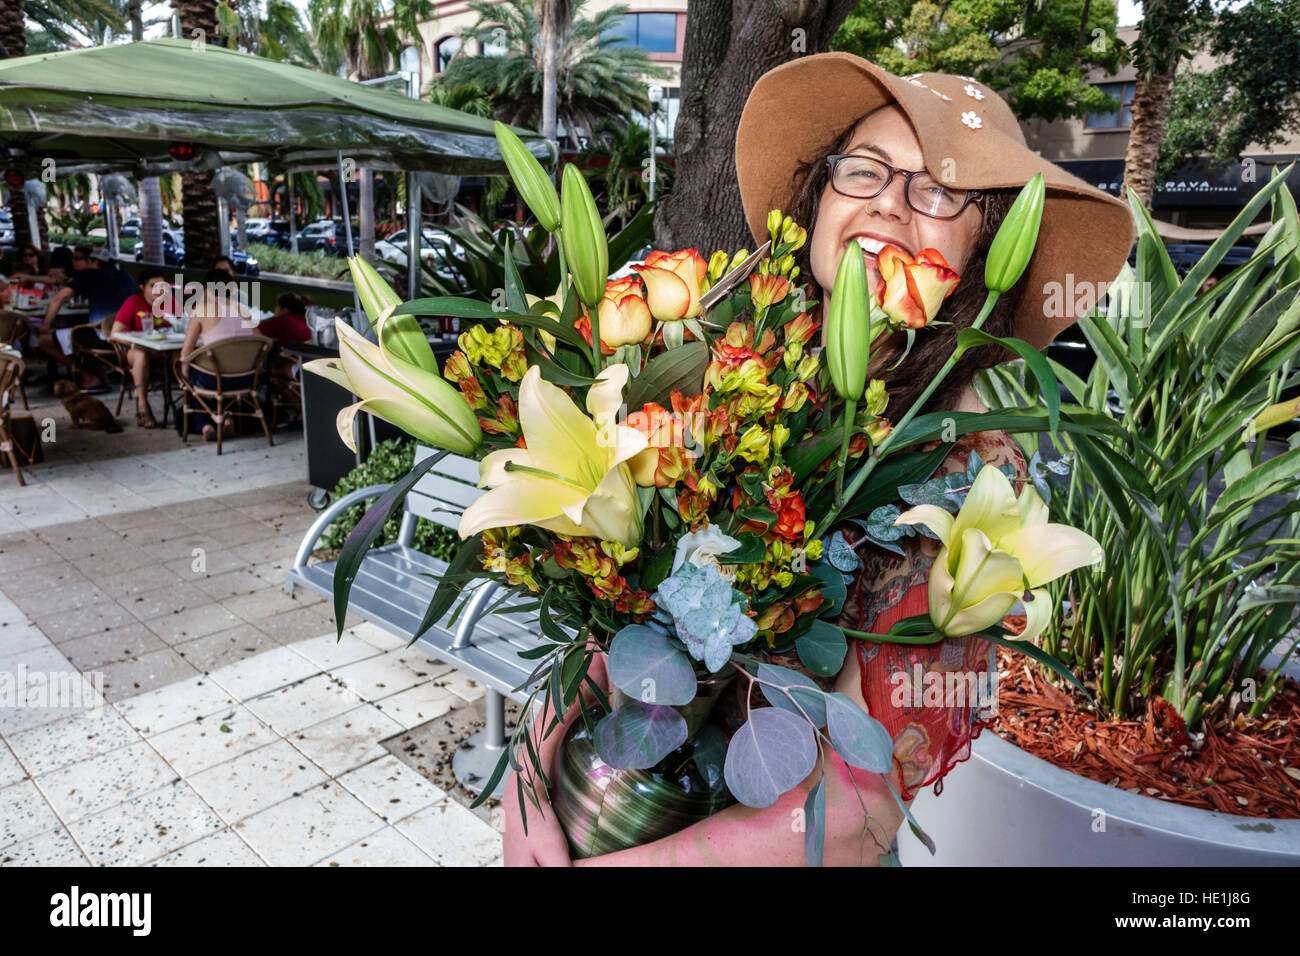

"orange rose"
[631, 249, 708, 320]
[875, 245, 960, 329]
[597, 276, 653, 348]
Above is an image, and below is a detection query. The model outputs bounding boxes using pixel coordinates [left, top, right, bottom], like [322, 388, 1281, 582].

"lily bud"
[560, 163, 609, 310]
[494, 121, 560, 233]
[729, 249, 750, 271]
[825, 243, 870, 402]
[985, 172, 1046, 294]
[349, 256, 401, 323]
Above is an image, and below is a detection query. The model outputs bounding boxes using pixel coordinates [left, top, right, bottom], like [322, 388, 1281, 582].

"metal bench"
[285, 445, 545, 796]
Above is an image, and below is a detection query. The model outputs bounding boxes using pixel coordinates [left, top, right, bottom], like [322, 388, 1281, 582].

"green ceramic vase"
[552, 672, 737, 859]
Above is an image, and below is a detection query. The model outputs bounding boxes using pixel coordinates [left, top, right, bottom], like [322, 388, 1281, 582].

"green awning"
[0, 37, 553, 175]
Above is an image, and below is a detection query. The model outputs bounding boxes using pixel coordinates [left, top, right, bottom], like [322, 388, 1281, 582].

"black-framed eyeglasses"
[826, 153, 982, 220]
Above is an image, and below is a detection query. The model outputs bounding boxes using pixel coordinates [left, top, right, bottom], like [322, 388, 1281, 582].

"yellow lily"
[895, 464, 1104, 643]
[304, 312, 482, 456]
[458, 363, 650, 547]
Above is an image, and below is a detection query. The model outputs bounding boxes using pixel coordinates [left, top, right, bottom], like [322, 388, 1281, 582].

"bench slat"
[414, 446, 482, 484]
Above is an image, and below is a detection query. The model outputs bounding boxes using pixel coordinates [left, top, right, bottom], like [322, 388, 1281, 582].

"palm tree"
[314, 0, 434, 81]
[442, 0, 669, 150]
[216, 0, 306, 58]
[23, 0, 126, 46]
[171, 0, 222, 267]
[579, 117, 669, 228]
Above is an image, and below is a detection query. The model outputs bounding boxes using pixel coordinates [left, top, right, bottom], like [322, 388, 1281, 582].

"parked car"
[245, 218, 291, 249]
[132, 229, 260, 276]
[296, 220, 359, 255]
[133, 227, 185, 267]
[0, 211, 13, 250]
[374, 228, 462, 270]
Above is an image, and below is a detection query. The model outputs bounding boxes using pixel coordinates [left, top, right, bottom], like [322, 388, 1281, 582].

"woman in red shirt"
[111, 267, 174, 427]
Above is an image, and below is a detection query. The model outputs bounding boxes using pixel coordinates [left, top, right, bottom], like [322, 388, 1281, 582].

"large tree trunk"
[658, 0, 858, 252]
[1122, 66, 1178, 208]
[173, 0, 222, 268]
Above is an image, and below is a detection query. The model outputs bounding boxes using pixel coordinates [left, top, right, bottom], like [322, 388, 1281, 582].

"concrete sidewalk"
[0, 386, 503, 866]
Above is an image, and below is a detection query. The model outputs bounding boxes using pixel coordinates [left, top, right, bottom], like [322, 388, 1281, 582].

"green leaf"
[982, 632, 1092, 701]
[796, 619, 848, 676]
[955, 328, 1061, 438]
[333, 452, 444, 638]
[422, 534, 486, 635]
[625, 340, 710, 410]
[716, 532, 766, 564]
[804, 774, 826, 867]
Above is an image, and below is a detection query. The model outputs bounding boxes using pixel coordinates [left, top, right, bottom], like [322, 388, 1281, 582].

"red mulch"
[989, 644, 1300, 819]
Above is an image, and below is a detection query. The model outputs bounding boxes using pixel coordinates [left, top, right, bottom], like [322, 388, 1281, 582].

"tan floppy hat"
[735, 52, 1136, 351]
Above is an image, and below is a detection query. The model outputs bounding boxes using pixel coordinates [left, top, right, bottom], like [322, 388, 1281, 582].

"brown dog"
[52, 380, 123, 434]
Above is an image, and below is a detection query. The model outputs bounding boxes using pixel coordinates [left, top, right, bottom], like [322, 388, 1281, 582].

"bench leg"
[452, 688, 508, 800]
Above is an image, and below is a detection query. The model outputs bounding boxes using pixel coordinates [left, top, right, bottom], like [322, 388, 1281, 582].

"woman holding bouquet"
[504, 53, 1132, 866]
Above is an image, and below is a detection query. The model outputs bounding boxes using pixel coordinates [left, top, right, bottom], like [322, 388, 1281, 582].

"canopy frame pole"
[337, 149, 362, 322]
[406, 66, 422, 302]
[287, 174, 298, 254]
[406, 174, 421, 301]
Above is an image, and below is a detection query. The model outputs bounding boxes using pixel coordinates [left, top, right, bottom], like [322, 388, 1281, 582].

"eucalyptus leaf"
[825, 692, 894, 772]
[758, 662, 828, 727]
[825, 530, 862, 572]
[606, 625, 698, 706]
[593, 701, 688, 770]
[691, 723, 728, 792]
[723, 707, 818, 808]
[796, 619, 848, 676]
[804, 775, 826, 867]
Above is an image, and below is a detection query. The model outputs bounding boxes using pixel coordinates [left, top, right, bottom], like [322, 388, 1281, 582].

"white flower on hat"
[961, 111, 982, 129]
[964, 84, 985, 100]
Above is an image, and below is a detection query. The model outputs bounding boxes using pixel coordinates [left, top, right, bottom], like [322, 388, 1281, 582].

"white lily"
[458, 363, 650, 547]
[895, 464, 1105, 642]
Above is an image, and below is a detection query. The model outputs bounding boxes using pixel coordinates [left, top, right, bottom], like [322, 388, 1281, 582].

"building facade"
[411, 0, 688, 146]
[1018, 26, 1300, 231]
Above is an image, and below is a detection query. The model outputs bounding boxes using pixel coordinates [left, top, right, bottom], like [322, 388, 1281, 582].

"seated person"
[257, 292, 312, 378]
[211, 256, 238, 279]
[37, 248, 134, 377]
[5, 244, 56, 300]
[180, 268, 256, 442]
[111, 267, 175, 428]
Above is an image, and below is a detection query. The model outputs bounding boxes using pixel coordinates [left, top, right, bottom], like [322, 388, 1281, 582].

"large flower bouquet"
[309, 123, 1107, 865]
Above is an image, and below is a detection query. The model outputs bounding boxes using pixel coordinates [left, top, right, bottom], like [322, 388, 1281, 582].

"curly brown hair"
[785, 108, 1029, 422]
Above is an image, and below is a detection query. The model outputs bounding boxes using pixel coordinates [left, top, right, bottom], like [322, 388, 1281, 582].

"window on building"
[606, 12, 678, 53]
[1086, 81, 1136, 129]
[481, 31, 508, 57]
[435, 36, 461, 73]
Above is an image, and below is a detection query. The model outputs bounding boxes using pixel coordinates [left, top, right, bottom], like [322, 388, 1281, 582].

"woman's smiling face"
[810, 105, 983, 299]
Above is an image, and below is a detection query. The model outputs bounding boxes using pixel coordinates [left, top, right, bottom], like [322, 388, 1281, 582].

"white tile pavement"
[0, 624, 500, 866]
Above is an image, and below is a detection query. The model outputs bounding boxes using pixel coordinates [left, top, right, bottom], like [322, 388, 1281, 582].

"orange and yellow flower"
[875, 245, 961, 329]
[631, 249, 708, 321]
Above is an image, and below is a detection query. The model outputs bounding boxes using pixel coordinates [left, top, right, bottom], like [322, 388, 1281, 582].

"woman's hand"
[502, 768, 572, 867]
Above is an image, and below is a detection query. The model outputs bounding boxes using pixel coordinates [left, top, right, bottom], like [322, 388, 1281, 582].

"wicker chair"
[0, 311, 30, 410]
[0, 354, 27, 485]
[174, 335, 274, 455]
[69, 315, 140, 413]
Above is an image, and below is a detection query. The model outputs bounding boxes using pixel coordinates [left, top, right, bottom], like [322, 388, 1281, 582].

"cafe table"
[111, 330, 187, 428]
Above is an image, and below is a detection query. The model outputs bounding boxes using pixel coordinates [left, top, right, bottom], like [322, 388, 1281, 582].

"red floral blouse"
[833, 429, 1030, 801]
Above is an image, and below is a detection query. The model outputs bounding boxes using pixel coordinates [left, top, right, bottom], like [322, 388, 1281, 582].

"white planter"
[898, 656, 1300, 866]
